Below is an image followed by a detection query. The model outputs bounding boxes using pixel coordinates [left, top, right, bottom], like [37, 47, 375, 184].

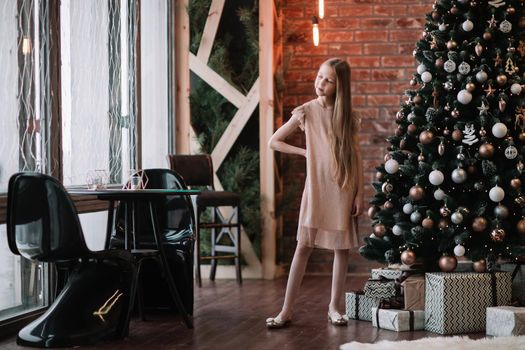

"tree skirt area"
[340, 336, 525, 350]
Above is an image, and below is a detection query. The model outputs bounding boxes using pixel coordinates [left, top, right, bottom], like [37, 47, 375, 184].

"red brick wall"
[279, 0, 433, 275]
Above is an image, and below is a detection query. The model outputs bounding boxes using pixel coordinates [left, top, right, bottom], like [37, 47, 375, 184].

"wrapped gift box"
[486, 306, 525, 336]
[402, 276, 425, 311]
[371, 307, 425, 331]
[364, 279, 398, 299]
[371, 268, 404, 280]
[425, 272, 512, 334]
[345, 291, 380, 321]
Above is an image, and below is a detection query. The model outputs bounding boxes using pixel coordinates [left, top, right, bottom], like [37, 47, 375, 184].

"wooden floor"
[0, 276, 485, 350]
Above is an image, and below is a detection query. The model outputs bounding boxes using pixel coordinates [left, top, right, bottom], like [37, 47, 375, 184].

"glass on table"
[86, 170, 108, 190]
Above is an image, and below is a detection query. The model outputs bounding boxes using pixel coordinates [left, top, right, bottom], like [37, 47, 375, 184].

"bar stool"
[168, 154, 242, 287]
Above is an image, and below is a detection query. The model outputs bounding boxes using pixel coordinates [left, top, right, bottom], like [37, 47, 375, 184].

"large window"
[0, 0, 174, 329]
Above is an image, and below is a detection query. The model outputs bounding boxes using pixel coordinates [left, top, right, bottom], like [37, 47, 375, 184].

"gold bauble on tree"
[466, 82, 476, 92]
[446, 40, 458, 50]
[483, 31, 492, 40]
[490, 228, 507, 242]
[516, 219, 525, 234]
[368, 206, 379, 219]
[432, 11, 441, 21]
[473, 259, 487, 273]
[452, 129, 463, 141]
[439, 255, 457, 272]
[419, 130, 434, 144]
[409, 185, 425, 201]
[519, 17, 525, 29]
[510, 178, 522, 189]
[401, 249, 416, 265]
[438, 218, 449, 230]
[384, 200, 394, 209]
[497, 74, 508, 86]
[375, 171, 385, 181]
[479, 143, 495, 158]
[408, 124, 418, 134]
[519, 132, 525, 142]
[472, 217, 488, 232]
[422, 217, 434, 229]
[413, 95, 423, 105]
[373, 223, 387, 237]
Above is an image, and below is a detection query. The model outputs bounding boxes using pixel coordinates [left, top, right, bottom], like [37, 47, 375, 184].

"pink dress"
[293, 99, 359, 250]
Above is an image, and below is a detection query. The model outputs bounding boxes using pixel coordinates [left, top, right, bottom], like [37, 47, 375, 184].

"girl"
[266, 58, 364, 328]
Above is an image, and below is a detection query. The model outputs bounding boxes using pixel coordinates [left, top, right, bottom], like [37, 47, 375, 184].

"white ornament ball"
[392, 225, 403, 236]
[408, 112, 416, 122]
[429, 170, 445, 186]
[421, 71, 432, 83]
[489, 186, 505, 202]
[454, 245, 466, 257]
[451, 168, 467, 184]
[439, 23, 447, 31]
[403, 203, 414, 214]
[494, 204, 509, 218]
[476, 71, 488, 83]
[451, 211, 464, 224]
[434, 188, 446, 200]
[462, 20, 474, 32]
[410, 211, 422, 223]
[417, 64, 427, 75]
[457, 90, 472, 105]
[444, 60, 456, 73]
[492, 123, 508, 138]
[511, 83, 522, 95]
[385, 159, 400, 174]
[505, 145, 518, 159]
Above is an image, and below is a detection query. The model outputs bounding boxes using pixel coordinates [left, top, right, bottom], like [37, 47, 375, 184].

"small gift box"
[371, 268, 404, 280]
[345, 291, 381, 322]
[402, 276, 425, 311]
[364, 278, 399, 299]
[486, 306, 525, 336]
[371, 307, 425, 332]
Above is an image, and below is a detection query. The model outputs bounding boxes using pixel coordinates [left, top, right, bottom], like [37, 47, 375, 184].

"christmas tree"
[360, 0, 525, 272]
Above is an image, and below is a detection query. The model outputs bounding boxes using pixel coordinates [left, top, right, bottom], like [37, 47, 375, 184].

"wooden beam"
[211, 79, 259, 169]
[175, 0, 191, 154]
[196, 0, 225, 64]
[189, 53, 245, 108]
[259, 1, 277, 279]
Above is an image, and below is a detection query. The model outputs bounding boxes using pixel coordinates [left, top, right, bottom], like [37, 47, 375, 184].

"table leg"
[148, 202, 193, 328]
[104, 200, 115, 250]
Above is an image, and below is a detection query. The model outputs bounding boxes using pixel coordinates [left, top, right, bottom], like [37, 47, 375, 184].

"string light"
[312, 16, 320, 46]
[22, 36, 31, 55]
[318, 0, 325, 19]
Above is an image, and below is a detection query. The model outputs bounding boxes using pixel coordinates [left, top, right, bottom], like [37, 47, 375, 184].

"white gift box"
[486, 306, 525, 336]
[345, 291, 380, 322]
[371, 268, 404, 280]
[371, 307, 425, 332]
[425, 272, 512, 334]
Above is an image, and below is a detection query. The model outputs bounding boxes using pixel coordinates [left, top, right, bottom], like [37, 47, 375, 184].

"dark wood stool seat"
[168, 154, 242, 287]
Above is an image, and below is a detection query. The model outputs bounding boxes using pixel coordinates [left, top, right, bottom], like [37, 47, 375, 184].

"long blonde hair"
[325, 58, 359, 190]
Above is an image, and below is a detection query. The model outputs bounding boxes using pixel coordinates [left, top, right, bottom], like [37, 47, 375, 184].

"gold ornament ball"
[452, 129, 463, 141]
[519, 132, 525, 142]
[410, 79, 417, 86]
[401, 250, 417, 265]
[368, 206, 379, 219]
[438, 218, 449, 230]
[373, 223, 387, 237]
[466, 82, 476, 92]
[409, 185, 425, 201]
[384, 200, 394, 209]
[440, 206, 451, 217]
[473, 259, 487, 273]
[439, 255, 457, 272]
[413, 95, 423, 105]
[400, 139, 408, 150]
[450, 5, 459, 15]
[432, 11, 441, 21]
[408, 124, 418, 134]
[451, 109, 460, 118]
[443, 127, 451, 136]
[517, 219, 525, 234]
[435, 58, 444, 69]
[479, 143, 494, 158]
[472, 217, 488, 232]
[519, 17, 525, 29]
[396, 126, 404, 137]
[418, 153, 425, 162]
[490, 228, 507, 242]
[422, 217, 434, 229]
[419, 130, 434, 144]
[497, 74, 508, 86]
[483, 31, 492, 40]
[479, 127, 487, 137]
[507, 7, 516, 15]
[375, 171, 385, 181]
[510, 178, 522, 189]
[446, 40, 458, 50]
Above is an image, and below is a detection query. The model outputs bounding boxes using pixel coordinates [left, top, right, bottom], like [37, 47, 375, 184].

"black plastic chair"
[109, 169, 195, 319]
[6, 172, 136, 348]
[167, 154, 242, 287]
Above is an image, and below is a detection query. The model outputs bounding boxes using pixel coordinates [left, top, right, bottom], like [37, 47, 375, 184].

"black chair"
[167, 154, 242, 287]
[6, 172, 136, 348]
[109, 169, 195, 319]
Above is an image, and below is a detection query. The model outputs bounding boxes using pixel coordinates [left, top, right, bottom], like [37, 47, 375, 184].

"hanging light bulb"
[312, 16, 320, 47]
[319, 0, 325, 19]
